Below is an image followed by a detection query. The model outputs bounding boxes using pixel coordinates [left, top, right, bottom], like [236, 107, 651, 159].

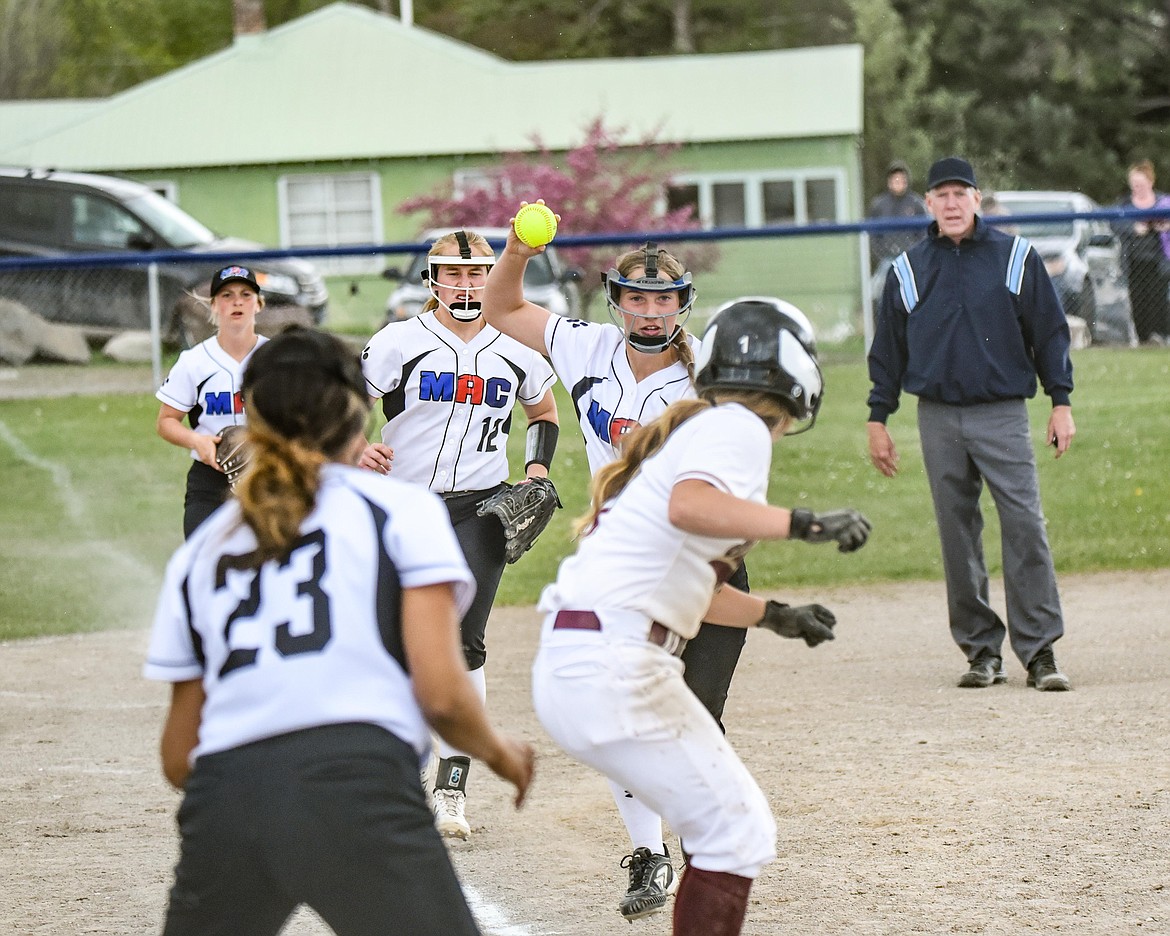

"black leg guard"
[434, 755, 470, 792]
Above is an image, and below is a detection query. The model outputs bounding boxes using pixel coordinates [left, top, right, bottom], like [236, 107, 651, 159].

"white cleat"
[419, 752, 437, 810]
[432, 788, 471, 840]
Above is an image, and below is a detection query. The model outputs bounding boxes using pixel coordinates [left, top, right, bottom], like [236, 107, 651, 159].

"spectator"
[868, 160, 929, 267]
[866, 156, 1075, 692]
[1111, 159, 1170, 344]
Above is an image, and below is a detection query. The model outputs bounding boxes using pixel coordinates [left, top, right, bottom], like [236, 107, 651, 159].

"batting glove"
[789, 508, 872, 553]
[758, 599, 837, 647]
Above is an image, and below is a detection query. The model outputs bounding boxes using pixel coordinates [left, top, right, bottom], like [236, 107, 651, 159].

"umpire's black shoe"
[1027, 647, 1071, 691]
[958, 654, 1006, 688]
[619, 847, 677, 921]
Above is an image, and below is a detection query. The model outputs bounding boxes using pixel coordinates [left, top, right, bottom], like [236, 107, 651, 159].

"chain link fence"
[2, 206, 1167, 394]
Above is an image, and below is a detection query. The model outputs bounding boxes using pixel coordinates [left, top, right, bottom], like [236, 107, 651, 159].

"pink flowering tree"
[397, 117, 717, 314]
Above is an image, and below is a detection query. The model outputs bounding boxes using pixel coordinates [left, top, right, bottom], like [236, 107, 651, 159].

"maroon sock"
[672, 866, 753, 936]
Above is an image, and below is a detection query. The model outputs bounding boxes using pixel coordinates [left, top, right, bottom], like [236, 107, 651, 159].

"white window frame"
[666, 168, 848, 229]
[277, 171, 384, 275]
[142, 179, 178, 203]
[453, 167, 512, 200]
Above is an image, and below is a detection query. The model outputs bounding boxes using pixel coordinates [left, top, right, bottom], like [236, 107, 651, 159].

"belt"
[552, 610, 688, 658]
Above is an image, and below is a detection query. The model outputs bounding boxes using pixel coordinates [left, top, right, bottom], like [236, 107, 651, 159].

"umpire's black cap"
[926, 157, 978, 191]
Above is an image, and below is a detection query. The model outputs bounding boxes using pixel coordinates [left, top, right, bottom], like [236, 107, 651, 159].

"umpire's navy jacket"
[867, 216, 1074, 423]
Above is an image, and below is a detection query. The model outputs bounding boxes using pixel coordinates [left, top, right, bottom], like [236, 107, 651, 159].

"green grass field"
[1, 345, 1167, 641]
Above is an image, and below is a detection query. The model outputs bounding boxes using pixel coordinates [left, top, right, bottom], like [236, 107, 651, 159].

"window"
[667, 170, 845, 229]
[0, 185, 59, 245]
[278, 172, 383, 274]
[70, 194, 148, 250]
[712, 182, 747, 228]
[763, 180, 796, 225]
[141, 180, 178, 203]
[453, 168, 512, 200]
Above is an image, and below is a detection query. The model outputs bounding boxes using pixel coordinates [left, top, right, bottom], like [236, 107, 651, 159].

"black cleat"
[619, 847, 677, 921]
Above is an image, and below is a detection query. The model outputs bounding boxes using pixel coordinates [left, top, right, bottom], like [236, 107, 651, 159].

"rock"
[0, 298, 44, 366]
[103, 330, 154, 363]
[35, 322, 91, 364]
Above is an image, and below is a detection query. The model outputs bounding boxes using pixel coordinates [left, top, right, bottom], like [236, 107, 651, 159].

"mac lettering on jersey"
[419, 371, 513, 409]
[203, 390, 244, 417]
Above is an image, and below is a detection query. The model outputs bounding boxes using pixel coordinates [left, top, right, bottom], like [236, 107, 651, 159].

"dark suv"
[0, 167, 328, 345]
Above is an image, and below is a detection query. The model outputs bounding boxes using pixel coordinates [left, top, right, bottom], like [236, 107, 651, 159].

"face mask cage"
[601, 244, 696, 353]
[420, 230, 497, 321]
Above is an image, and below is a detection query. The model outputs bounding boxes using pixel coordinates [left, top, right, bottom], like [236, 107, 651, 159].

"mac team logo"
[419, 371, 512, 408]
[586, 400, 639, 447]
[204, 389, 245, 416]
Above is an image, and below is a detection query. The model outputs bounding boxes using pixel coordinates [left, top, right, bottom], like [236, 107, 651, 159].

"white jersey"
[539, 403, 771, 639]
[143, 464, 475, 761]
[544, 316, 697, 475]
[156, 335, 268, 459]
[362, 312, 556, 493]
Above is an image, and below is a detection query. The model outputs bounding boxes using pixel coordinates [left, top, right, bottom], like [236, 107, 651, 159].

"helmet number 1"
[738, 335, 751, 353]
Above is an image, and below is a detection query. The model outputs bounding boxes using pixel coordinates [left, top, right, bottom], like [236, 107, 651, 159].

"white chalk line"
[464, 882, 553, 936]
[0, 417, 158, 584]
[1, 419, 548, 935]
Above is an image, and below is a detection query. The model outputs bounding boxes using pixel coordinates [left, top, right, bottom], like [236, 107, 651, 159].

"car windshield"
[123, 192, 216, 249]
[404, 249, 556, 287]
[998, 199, 1077, 239]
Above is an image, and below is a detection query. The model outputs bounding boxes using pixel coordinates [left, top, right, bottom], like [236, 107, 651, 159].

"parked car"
[991, 191, 1137, 345]
[383, 227, 582, 324]
[0, 167, 328, 346]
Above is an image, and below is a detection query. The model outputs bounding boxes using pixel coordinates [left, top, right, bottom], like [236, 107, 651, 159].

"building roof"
[0, 2, 862, 172]
[0, 100, 104, 150]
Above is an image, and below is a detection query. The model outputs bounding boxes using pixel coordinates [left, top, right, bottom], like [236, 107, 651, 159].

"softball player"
[483, 227, 751, 918]
[359, 230, 559, 840]
[532, 299, 869, 936]
[144, 328, 534, 936]
[156, 264, 267, 539]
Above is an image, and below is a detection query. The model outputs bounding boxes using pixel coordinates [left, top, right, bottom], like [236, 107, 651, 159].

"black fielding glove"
[789, 508, 872, 553]
[757, 600, 837, 647]
[476, 477, 562, 564]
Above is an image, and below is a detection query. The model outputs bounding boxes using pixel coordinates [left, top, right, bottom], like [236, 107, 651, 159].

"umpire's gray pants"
[917, 398, 1064, 668]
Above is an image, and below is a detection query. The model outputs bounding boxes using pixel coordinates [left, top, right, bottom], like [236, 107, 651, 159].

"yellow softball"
[513, 202, 558, 248]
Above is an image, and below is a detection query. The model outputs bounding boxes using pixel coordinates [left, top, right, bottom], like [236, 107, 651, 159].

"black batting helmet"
[694, 297, 823, 432]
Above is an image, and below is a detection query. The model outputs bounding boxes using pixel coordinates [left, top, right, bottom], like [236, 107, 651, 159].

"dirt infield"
[3, 570, 1169, 935]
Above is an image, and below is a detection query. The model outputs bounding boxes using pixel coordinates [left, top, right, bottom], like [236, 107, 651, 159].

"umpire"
[866, 156, 1075, 691]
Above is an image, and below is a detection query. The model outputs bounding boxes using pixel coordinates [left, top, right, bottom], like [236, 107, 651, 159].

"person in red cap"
[865, 156, 1076, 692]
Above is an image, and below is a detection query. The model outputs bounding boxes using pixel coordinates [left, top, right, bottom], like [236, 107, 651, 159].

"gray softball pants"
[917, 398, 1064, 669]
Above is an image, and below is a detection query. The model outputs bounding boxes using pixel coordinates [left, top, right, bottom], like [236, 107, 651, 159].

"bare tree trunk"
[672, 0, 694, 53]
[232, 0, 266, 37]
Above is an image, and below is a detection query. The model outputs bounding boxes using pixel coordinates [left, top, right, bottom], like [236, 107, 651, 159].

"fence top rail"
[2, 206, 1168, 273]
